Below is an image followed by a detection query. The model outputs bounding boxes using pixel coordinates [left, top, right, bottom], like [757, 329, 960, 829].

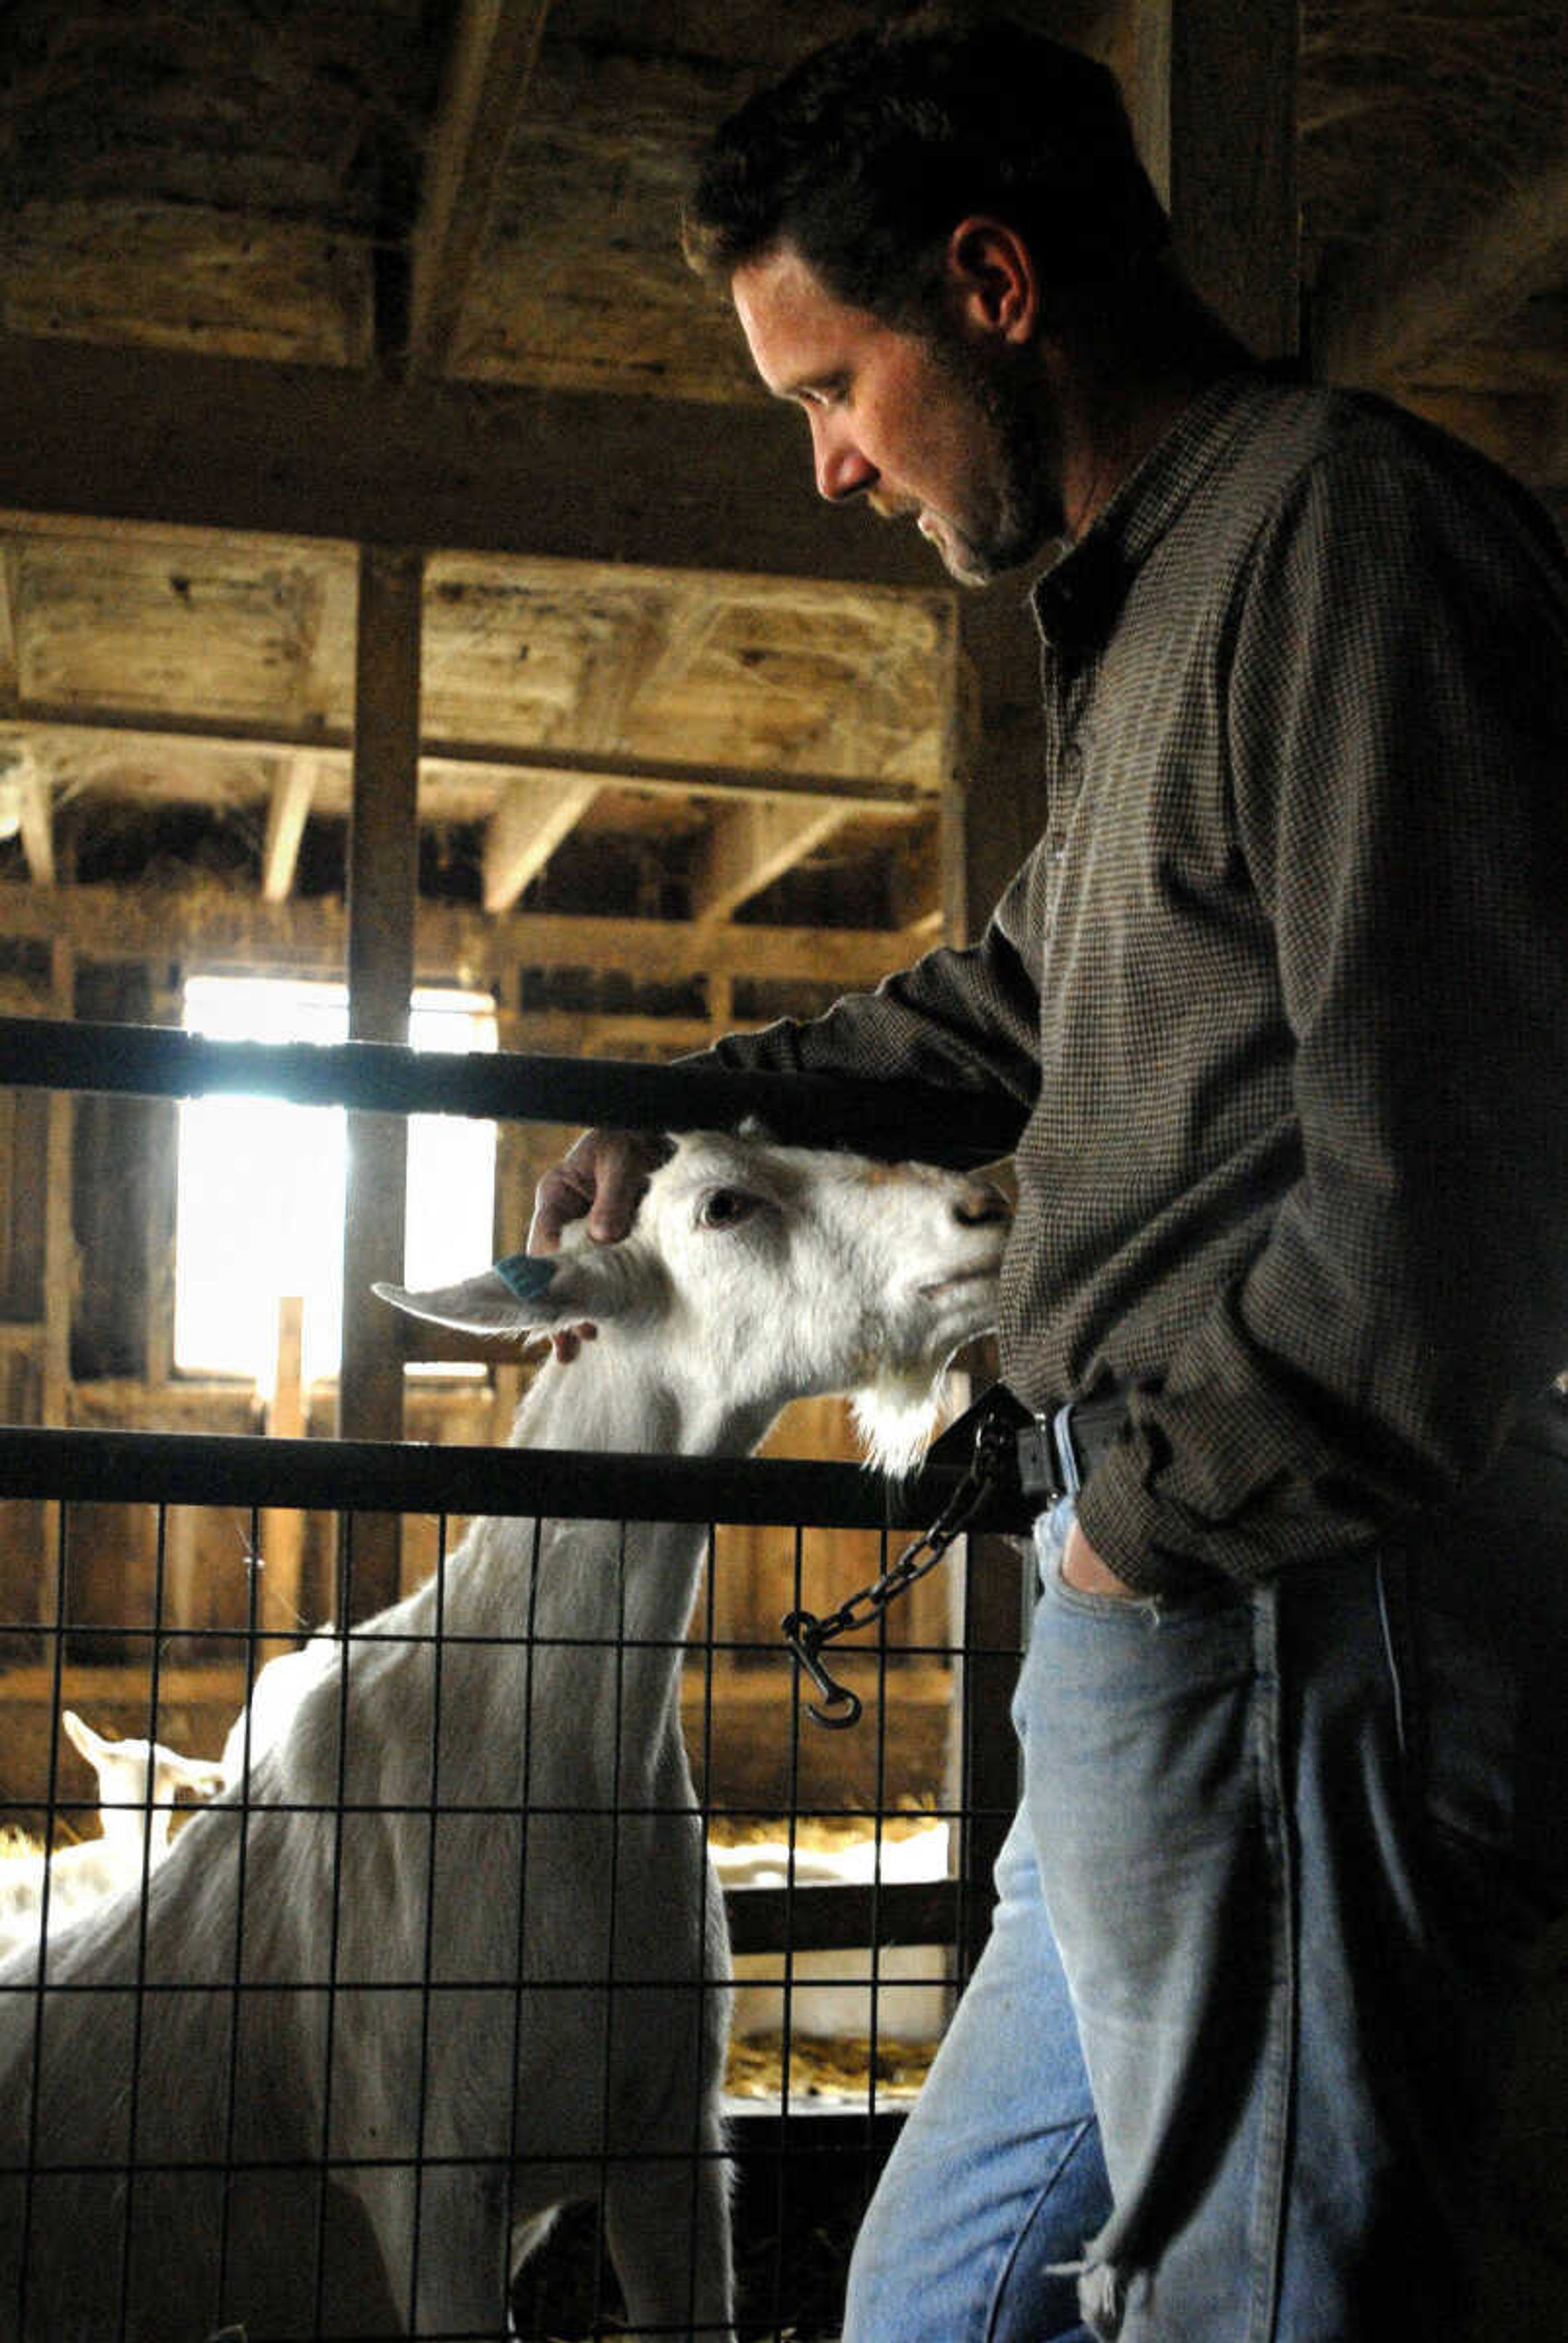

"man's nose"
[811, 415, 875, 504]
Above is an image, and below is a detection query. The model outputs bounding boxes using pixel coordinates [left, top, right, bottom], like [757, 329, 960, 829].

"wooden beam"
[37, 948, 70, 1425]
[478, 592, 728, 910]
[0, 739, 54, 885]
[1130, 0, 1298, 359]
[0, 704, 925, 817]
[0, 541, 18, 701]
[0, 335, 934, 588]
[14, 758, 53, 887]
[260, 755, 320, 903]
[690, 799, 853, 923]
[339, 548, 423, 1608]
[0, 878, 920, 991]
[347, 549, 423, 1041]
[887, 821, 942, 936]
[406, 0, 553, 378]
[260, 1296, 307, 1653]
[480, 590, 741, 908]
[482, 773, 599, 913]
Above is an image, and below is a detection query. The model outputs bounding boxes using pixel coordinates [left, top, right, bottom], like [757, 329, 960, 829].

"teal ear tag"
[493, 1253, 557, 1302]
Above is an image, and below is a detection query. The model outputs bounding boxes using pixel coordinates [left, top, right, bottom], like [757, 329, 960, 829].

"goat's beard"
[852, 1365, 956, 1478]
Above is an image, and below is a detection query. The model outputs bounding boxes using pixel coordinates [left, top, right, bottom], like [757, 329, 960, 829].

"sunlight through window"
[174, 976, 498, 1386]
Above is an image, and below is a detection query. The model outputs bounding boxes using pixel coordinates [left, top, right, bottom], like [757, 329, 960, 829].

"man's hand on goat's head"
[526, 1127, 669, 1253]
[527, 1127, 671, 1362]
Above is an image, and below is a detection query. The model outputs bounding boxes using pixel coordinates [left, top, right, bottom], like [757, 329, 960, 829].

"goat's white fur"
[0, 1131, 1007, 2341]
[219, 1629, 342, 1793]
[0, 1713, 224, 1964]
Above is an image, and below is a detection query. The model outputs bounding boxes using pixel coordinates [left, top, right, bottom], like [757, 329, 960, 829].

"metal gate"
[0, 1016, 1033, 2342]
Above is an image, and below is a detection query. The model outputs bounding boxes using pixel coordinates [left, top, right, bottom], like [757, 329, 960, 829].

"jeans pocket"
[1046, 1550, 1164, 1621]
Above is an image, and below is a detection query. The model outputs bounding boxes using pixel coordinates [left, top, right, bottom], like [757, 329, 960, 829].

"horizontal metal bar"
[725, 1878, 958, 1956]
[0, 1014, 1022, 1160]
[0, 1425, 1036, 1533]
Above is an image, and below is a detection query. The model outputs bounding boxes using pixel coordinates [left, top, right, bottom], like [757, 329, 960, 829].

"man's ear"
[943, 216, 1041, 346]
[374, 1247, 630, 1338]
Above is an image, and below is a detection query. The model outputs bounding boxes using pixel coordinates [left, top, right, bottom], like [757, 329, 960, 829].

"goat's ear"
[373, 1250, 630, 1336]
[61, 1710, 108, 1767]
[159, 1748, 228, 1797]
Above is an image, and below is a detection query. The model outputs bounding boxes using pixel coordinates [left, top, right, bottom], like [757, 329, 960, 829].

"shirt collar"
[1031, 371, 1267, 650]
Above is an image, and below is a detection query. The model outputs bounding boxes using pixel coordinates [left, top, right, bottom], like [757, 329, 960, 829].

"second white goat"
[0, 1713, 224, 1964]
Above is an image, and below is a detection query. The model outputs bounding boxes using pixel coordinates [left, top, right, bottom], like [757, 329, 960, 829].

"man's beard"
[928, 335, 1065, 585]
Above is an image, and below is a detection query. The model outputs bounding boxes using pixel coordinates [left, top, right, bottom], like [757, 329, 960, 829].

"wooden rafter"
[0, 750, 55, 888]
[482, 772, 599, 912]
[689, 797, 853, 923]
[405, 0, 554, 379]
[261, 754, 321, 902]
[17, 763, 54, 888]
[0, 705, 924, 817]
[0, 879, 919, 993]
[480, 586, 731, 911]
[0, 541, 18, 702]
[887, 822, 942, 938]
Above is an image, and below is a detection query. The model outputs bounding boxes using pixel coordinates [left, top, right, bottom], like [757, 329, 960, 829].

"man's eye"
[699, 1189, 757, 1229]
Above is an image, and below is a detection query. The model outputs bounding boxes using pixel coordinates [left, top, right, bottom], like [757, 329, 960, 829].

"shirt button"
[1060, 742, 1084, 785]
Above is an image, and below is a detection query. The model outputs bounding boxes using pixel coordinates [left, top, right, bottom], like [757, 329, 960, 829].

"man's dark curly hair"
[683, 11, 1170, 325]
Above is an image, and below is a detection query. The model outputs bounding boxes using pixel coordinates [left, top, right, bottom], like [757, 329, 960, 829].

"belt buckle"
[1016, 1403, 1085, 1503]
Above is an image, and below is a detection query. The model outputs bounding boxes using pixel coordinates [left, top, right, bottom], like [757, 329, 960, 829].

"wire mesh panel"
[0, 1450, 1030, 2343]
[0, 1021, 1033, 2340]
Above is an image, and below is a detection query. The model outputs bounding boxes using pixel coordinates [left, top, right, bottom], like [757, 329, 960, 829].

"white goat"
[0, 1130, 1007, 2342]
[0, 1713, 224, 1964]
[219, 1628, 342, 1793]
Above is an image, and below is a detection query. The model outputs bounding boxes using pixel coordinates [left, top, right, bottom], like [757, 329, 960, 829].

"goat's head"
[376, 1131, 1011, 1470]
[61, 1710, 227, 1856]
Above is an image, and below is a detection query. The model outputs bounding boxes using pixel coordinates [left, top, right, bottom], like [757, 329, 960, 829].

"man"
[529, 16, 1568, 2340]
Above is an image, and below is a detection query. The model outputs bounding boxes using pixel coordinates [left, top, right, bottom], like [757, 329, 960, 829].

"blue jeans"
[843, 1795, 1109, 2343]
[847, 1417, 1568, 2342]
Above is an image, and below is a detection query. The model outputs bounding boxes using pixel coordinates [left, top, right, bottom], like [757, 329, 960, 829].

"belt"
[1016, 1393, 1130, 1503]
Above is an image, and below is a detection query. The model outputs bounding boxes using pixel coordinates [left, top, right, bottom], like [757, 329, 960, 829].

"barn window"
[172, 975, 497, 1383]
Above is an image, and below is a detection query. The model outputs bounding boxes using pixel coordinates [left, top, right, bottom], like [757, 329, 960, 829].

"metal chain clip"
[781, 1401, 1021, 1729]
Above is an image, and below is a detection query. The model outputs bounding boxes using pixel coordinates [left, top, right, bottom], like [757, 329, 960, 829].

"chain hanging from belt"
[781, 1403, 1020, 1731]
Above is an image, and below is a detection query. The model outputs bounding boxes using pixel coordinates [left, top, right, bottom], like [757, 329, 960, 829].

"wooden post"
[1129, 0, 1299, 360]
[36, 936, 75, 1634]
[337, 545, 423, 1621]
[261, 1295, 307, 1654]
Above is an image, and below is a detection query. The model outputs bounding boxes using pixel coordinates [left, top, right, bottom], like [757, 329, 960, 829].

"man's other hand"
[1062, 1517, 1140, 1599]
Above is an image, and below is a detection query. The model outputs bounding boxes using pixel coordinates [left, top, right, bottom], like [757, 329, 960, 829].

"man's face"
[731, 242, 1062, 585]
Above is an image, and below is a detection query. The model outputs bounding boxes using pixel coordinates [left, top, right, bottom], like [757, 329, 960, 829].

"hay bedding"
[726, 2027, 935, 2102]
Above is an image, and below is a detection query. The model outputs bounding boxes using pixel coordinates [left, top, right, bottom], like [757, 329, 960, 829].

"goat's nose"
[953, 1177, 1010, 1227]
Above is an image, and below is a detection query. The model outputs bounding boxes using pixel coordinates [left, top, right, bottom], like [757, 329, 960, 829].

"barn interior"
[2, 0, 1562, 1693]
[0, 0, 1564, 2334]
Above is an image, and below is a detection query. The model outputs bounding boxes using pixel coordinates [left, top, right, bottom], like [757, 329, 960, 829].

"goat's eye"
[698, 1188, 757, 1230]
